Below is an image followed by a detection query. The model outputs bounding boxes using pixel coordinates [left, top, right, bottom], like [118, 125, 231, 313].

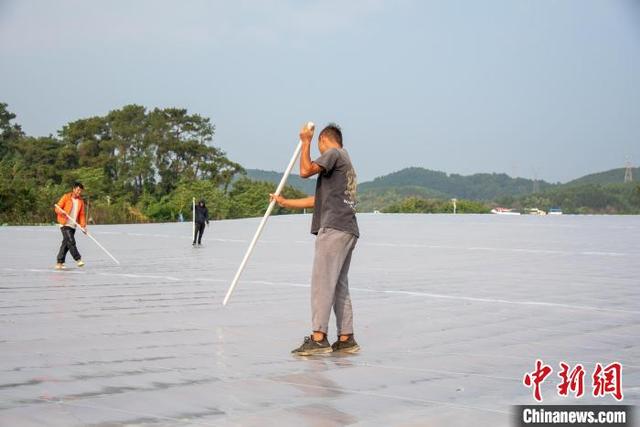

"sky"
[0, 0, 638, 183]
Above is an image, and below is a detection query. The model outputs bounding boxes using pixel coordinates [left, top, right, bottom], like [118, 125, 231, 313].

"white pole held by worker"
[192, 197, 196, 244]
[55, 203, 121, 265]
[223, 121, 315, 305]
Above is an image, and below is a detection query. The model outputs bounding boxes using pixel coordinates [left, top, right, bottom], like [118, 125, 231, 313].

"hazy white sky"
[1, 0, 638, 182]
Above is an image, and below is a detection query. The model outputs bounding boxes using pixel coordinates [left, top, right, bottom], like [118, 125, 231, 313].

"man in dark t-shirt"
[271, 123, 360, 356]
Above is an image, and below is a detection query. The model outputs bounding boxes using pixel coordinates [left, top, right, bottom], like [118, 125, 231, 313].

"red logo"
[523, 360, 623, 402]
[523, 359, 553, 402]
[592, 362, 623, 401]
[557, 362, 585, 398]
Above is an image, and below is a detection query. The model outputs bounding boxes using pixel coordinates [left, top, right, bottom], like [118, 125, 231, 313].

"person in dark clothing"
[193, 200, 210, 245]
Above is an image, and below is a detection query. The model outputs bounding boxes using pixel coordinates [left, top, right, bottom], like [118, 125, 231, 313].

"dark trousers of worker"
[311, 227, 358, 336]
[193, 222, 206, 244]
[57, 226, 81, 263]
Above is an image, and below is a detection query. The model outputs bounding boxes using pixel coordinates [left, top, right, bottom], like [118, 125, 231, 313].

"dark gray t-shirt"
[311, 148, 359, 238]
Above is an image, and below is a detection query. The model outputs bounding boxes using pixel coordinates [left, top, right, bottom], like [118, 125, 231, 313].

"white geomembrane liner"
[0, 214, 638, 426]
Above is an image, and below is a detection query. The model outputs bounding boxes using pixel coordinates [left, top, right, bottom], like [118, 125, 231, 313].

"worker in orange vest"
[54, 182, 87, 270]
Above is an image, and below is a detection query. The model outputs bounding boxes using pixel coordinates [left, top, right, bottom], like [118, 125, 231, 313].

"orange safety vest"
[55, 193, 86, 228]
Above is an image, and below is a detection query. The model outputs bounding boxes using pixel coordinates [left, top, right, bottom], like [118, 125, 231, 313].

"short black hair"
[73, 181, 84, 190]
[319, 123, 343, 147]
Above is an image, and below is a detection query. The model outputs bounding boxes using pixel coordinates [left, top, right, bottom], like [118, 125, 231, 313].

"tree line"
[370, 182, 640, 215]
[379, 183, 640, 215]
[496, 183, 640, 215]
[355, 166, 640, 215]
[2, 101, 637, 223]
[0, 103, 306, 224]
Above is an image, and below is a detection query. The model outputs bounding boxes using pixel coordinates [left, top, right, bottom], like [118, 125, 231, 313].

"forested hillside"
[359, 167, 555, 199]
[240, 165, 640, 214]
[562, 168, 639, 187]
[0, 103, 306, 224]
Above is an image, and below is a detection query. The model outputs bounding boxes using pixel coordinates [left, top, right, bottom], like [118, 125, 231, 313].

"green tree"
[228, 178, 308, 218]
[148, 107, 244, 196]
[383, 196, 489, 214]
[0, 102, 24, 159]
[1, 103, 251, 224]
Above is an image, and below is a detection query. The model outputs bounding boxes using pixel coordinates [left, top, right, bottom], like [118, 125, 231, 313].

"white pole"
[192, 197, 196, 242]
[55, 204, 121, 265]
[223, 122, 314, 306]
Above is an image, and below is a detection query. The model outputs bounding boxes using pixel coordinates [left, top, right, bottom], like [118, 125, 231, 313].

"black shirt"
[195, 205, 209, 224]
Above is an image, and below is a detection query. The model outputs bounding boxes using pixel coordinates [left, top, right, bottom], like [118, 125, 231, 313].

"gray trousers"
[311, 227, 358, 336]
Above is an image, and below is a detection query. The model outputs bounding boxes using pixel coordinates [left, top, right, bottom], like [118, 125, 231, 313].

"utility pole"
[624, 158, 633, 183]
[532, 167, 540, 193]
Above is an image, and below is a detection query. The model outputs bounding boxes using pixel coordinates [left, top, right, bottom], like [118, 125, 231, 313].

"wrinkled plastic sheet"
[1, 214, 638, 426]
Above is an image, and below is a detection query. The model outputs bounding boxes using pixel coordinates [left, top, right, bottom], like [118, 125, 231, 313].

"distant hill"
[358, 167, 554, 200]
[244, 166, 640, 214]
[562, 167, 639, 187]
[244, 169, 317, 194]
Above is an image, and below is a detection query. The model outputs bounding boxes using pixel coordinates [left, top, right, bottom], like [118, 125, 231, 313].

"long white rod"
[192, 197, 196, 242]
[55, 203, 121, 265]
[223, 125, 312, 305]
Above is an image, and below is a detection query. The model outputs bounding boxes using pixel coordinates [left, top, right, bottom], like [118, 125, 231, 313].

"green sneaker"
[331, 336, 360, 353]
[291, 335, 332, 356]
[76, 260, 85, 267]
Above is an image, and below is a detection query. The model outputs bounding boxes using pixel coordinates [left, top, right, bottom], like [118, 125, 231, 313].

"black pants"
[193, 222, 206, 244]
[57, 226, 81, 263]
